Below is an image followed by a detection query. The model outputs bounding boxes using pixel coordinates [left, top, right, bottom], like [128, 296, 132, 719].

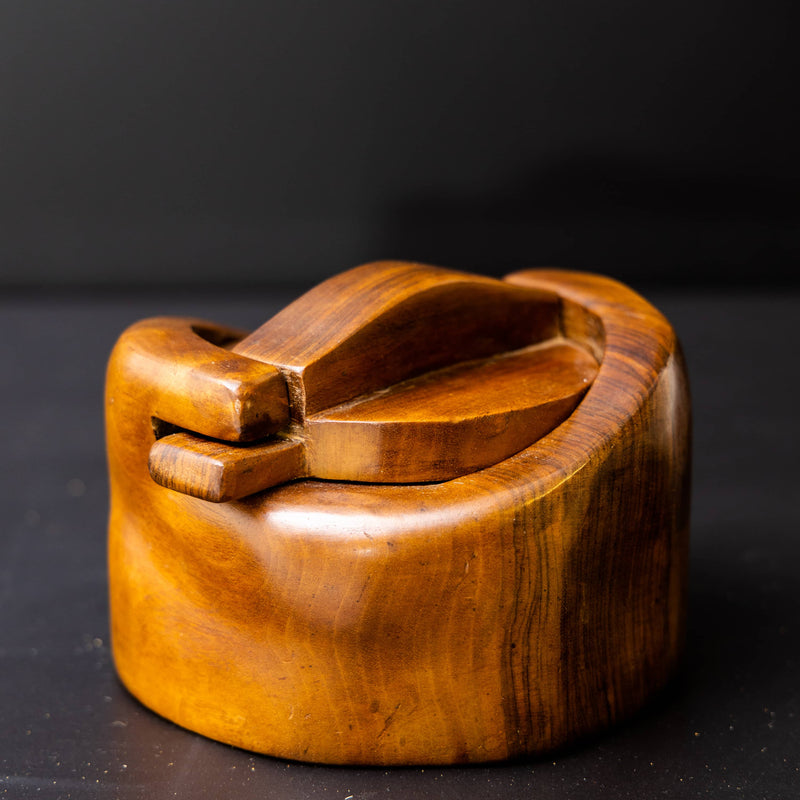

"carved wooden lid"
[147, 262, 599, 501]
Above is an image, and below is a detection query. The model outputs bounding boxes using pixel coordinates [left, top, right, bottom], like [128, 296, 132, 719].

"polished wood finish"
[106, 263, 690, 765]
[149, 433, 306, 504]
[148, 341, 598, 500]
[146, 262, 592, 500]
[305, 340, 596, 484]
[233, 261, 561, 416]
[109, 316, 289, 442]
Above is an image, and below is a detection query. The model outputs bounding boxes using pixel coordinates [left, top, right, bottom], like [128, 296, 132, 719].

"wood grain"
[306, 340, 597, 483]
[146, 262, 589, 499]
[149, 433, 305, 503]
[106, 263, 690, 765]
[109, 316, 288, 442]
[148, 338, 598, 498]
[233, 261, 561, 417]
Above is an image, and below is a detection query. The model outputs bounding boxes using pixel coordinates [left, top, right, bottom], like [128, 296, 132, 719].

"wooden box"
[106, 262, 690, 764]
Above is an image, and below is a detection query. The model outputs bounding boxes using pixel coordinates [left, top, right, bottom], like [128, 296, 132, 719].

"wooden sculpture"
[106, 262, 690, 765]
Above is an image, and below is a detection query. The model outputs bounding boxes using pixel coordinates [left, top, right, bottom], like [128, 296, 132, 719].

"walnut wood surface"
[106, 264, 690, 765]
[146, 262, 593, 499]
[306, 340, 597, 483]
[148, 338, 598, 498]
[233, 261, 561, 417]
[109, 316, 289, 442]
[149, 433, 306, 504]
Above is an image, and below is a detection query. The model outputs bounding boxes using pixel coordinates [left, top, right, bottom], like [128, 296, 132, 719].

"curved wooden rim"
[239, 269, 678, 524]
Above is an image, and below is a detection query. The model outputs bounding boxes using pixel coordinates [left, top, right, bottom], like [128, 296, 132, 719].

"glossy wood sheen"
[148, 339, 598, 499]
[233, 261, 561, 417]
[109, 317, 289, 442]
[149, 433, 306, 504]
[106, 265, 690, 765]
[146, 262, 590, 500]
[307, 340, 597, 483]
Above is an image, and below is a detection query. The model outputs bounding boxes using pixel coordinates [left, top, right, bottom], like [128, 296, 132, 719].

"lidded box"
[106, 262, 690, 765]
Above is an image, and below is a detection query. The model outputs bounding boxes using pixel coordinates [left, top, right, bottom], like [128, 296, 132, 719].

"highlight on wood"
[106, 262, 690, 765]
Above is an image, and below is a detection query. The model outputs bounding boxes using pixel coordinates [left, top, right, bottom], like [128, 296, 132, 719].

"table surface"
[1, 285, 798, 799]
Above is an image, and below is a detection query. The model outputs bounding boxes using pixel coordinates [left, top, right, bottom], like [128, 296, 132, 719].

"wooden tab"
[149, 433, 306, 502]
[115, 317, 289, 442]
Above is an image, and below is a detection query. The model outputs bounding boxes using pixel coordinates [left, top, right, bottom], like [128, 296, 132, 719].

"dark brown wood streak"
[106, 263, 690, 765]
[500, 270, 691, 754]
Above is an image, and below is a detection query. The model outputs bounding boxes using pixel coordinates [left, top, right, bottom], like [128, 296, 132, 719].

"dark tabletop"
[1, 286, 798, 799]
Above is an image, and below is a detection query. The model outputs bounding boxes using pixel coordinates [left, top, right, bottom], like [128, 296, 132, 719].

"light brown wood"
[149, 433, 306, 504]
[148, 339, 598, 500]
[109, 316, 289, 442]
[146, 262, 590, 500]
[233, 261, 561, 416]
[305, 340, 597, 483]
[106, 262, 690, 765]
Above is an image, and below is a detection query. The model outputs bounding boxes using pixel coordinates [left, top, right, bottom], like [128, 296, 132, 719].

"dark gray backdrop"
[1, 0, 798, 289]
[3, 5, 800, 795]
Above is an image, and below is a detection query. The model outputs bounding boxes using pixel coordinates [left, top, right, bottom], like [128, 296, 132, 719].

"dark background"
[2, 4, 800, 798]
[1, 0, 798, 290]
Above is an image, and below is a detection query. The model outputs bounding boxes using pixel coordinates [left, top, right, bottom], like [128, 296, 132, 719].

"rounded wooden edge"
[107, 269, 690, 765]
[109, 316, 288, 442]
[243, 269, 679, 521]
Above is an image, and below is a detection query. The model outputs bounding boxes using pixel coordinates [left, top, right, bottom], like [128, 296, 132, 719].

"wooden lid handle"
[148, 262, 599, 501]
[233, 261, 563, 417]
